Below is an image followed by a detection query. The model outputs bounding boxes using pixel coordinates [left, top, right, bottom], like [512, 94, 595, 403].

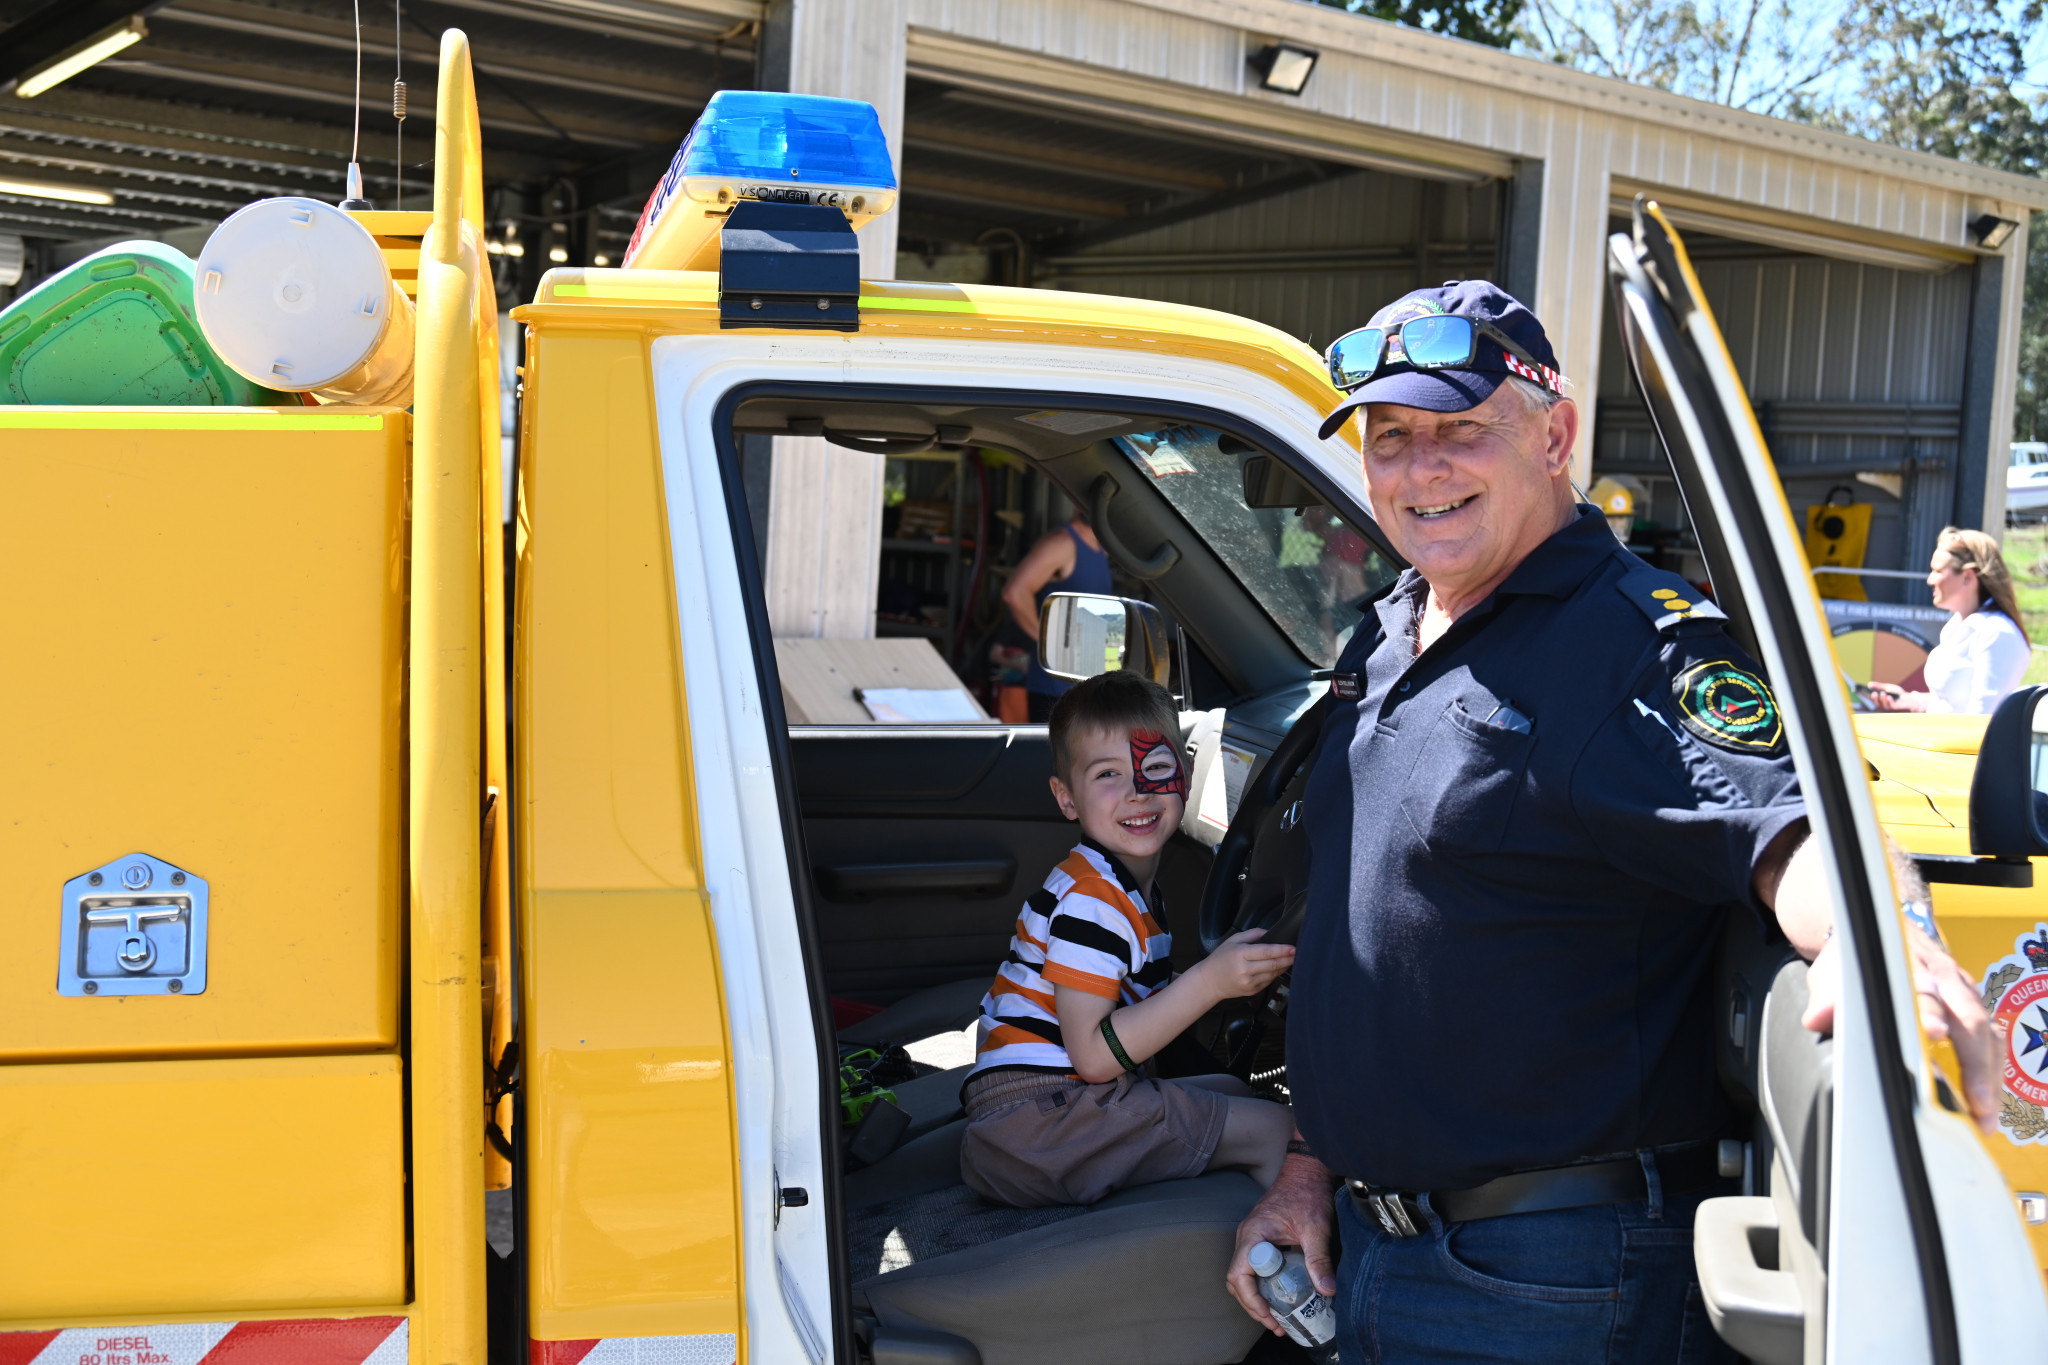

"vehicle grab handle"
[1089, 475, 1181, 579]
[1693, 1195, 1803, 1365]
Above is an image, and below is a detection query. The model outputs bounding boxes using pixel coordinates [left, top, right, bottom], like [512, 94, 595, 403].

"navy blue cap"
[1318, 281, 1563, 440]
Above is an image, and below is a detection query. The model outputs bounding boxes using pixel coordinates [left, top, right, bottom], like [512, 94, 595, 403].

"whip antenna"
[340, 0, 373, 209]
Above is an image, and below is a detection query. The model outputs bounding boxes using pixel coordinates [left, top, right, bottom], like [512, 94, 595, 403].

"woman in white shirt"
[1870, 526, 2033, 714]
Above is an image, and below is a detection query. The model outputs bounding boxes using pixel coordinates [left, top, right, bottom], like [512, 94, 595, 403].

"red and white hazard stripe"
[530, 1333, 736, 1365]
[0, 1316, 406, 1365]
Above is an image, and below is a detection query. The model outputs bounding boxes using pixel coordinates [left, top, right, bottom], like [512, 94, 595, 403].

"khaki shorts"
[957, 1069, 1231, 1207]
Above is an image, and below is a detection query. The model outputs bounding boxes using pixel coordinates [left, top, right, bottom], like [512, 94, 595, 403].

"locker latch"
[59, 852, 209, 997]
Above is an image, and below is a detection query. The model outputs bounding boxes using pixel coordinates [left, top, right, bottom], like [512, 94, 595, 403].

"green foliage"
[1516, 0, 1832, 113]
[1523, 0, 2048, 486]
[1314, 0, 1526, 49]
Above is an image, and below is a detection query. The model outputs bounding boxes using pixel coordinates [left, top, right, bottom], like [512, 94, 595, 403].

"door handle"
[1693, 1196, 1803, 1365]
[813, 858, 1016, 902]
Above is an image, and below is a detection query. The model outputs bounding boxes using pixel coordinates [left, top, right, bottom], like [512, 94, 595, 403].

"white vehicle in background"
[2010, 442, 2048, 520]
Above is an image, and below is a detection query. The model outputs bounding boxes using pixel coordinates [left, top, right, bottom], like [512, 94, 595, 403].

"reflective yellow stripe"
[0, 409, 389, 430]
[860, 295, 980, 314]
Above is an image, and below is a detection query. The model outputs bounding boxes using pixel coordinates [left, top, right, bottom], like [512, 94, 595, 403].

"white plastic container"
[1249, 1240, 1338, 1360]
[194, 198, 414, 406]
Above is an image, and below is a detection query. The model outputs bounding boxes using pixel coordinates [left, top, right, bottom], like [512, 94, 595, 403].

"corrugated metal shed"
[1041, 170, 1500, 350]
[1597, 236, 1973, 586]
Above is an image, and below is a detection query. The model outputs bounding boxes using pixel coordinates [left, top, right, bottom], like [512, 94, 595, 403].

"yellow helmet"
[1586, 477, 1635, 518]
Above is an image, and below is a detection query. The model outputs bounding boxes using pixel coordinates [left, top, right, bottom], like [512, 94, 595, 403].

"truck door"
[1607, 200, 2048, 1362]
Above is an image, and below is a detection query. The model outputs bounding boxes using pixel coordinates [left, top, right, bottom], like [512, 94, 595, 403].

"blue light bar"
[623, 91, 898, 271]
[682, 91, 897, 188]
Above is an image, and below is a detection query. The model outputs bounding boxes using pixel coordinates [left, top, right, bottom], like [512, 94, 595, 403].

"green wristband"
[1099, 1013, 1140, 1074]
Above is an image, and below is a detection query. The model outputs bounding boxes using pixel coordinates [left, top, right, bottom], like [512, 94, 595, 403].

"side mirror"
[1241, 455, 1326, 510]
[1038, 592, 1177, 692]
[1968, 684, 2048, 858]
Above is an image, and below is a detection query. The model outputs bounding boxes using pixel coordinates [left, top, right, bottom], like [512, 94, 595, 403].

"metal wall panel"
[1043, 170, 1501, 350]
[1596, 239, 1972, 588]
[908, 0, 2045, 481]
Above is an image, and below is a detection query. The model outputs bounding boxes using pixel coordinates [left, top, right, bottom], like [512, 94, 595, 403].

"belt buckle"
[1354, 1183, 1421, 1238]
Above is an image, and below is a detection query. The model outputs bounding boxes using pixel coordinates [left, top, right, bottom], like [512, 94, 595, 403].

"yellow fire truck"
[2, 29, 2045, 1365]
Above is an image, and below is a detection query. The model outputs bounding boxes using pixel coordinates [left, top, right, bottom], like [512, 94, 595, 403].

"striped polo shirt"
[966, 841, 1174, 1080]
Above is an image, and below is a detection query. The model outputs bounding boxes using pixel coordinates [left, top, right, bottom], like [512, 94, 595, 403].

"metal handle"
[1088, 476, 1181, 579]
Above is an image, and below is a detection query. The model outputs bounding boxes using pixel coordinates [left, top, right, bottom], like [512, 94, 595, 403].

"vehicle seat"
[887, 1064, 973, 1143]
[840, 976, 988, 1048]
[841, 977, 988, 1142]
[845, 1120, 1265, 1365]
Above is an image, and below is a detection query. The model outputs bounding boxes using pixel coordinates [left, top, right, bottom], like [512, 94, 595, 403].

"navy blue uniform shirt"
[1288, 507, 1806, 1191]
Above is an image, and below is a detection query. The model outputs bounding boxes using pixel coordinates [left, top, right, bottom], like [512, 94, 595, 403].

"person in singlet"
[1002, 515, 1115, 722]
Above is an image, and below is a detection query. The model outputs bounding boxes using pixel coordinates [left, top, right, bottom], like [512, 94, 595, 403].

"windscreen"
[1115, 424, 1397, 667]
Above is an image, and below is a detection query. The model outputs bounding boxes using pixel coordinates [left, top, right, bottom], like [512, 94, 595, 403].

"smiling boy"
[958, 670, 1297, 1208]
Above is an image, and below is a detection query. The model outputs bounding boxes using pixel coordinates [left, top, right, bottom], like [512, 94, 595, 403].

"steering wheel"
[1197, 691, 1336, 955]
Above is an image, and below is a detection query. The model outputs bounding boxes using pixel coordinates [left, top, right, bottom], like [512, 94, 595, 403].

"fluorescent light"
[1971, 213, 2019, 250]
[0, 176, 113, 205]
[548, 245, 568, 263]
[592, 253, 611, 266]
[1248, 42, 1319, 96]
[15, 16, 147, 99]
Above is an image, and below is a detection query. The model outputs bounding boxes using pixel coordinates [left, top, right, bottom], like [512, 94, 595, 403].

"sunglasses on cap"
[1324, 314, 1564, 395]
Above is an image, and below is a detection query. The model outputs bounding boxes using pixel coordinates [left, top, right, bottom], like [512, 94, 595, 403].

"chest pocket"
[1397, 698, 1535, 856]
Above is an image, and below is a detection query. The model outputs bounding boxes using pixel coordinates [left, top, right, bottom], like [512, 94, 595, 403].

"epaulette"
[1616, 560, 1727, 634]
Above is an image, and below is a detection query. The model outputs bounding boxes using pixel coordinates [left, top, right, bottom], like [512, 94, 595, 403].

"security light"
[0, 175, 113, 205]
[1248, 43, 1319, 96]
[14, 16, 146, 99]
[1970, 213, 2018, 250]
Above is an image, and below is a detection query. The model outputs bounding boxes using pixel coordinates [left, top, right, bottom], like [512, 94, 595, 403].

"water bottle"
[1249, 1240, 1337, 1361]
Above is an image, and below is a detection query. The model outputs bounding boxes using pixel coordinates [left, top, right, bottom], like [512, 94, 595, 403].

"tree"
[1521, 0, 2048, 460]
[1314, 0, 1526, 49]
[1810, 2, 2048, 443]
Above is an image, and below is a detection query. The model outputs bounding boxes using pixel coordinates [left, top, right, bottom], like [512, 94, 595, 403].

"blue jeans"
[1333, 1172, 1739, 1365]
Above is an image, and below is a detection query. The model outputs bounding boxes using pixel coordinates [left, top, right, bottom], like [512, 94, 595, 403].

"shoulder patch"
[1671, 661, 1785, 754]
[1617, 564, 1728, 633]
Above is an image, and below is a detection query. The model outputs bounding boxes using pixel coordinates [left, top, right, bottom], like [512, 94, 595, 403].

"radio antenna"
[340, 0, 372, 209]
[392, 0, 406, 207]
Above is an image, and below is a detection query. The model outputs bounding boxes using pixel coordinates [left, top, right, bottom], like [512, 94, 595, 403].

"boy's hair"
[1048, 671, 1181, 785]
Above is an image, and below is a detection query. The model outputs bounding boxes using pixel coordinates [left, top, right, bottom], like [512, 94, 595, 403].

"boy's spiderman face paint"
[1129, 729, 1188, 800]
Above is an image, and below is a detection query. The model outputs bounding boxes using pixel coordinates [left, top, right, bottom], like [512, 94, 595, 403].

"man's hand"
[1227, 1150, 1339, 1334]
[1803, 926, 1999, 1135]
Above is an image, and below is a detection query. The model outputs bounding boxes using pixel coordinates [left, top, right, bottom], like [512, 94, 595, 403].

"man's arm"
[1753, 822, 1999, 1134]
[1226, 1134, 1340, 1334]
[1000, 527, 1078, 641]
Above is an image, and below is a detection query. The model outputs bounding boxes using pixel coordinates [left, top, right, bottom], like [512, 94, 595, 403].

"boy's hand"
[1198, 928, 1296, 1001]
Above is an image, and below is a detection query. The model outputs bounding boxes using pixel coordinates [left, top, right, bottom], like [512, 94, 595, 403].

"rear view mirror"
[1038, 592, 1175, 691]
[1968, 684, 2048, 859]
[1241, 455, 1326, 510]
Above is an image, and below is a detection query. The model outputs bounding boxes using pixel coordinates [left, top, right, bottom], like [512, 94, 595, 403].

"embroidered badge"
[1670, 662, 1784, 753]
[1982, 924, 2048, 1145]
[1129, 729, 1188, 800]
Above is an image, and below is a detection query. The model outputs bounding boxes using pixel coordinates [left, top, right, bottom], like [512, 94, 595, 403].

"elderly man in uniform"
[1224, 282, 1998, 1363]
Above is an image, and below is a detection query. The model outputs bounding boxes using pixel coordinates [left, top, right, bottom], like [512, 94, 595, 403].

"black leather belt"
[1347, 1141, 1723, 1237]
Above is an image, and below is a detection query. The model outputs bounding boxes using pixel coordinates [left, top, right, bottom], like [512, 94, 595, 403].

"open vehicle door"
[1606, 199, 2048, 1362]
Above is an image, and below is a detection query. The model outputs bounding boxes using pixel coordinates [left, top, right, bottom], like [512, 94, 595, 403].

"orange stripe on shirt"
[983, 1022, 1064, 1053]
[1041, 959, 1122, 999]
